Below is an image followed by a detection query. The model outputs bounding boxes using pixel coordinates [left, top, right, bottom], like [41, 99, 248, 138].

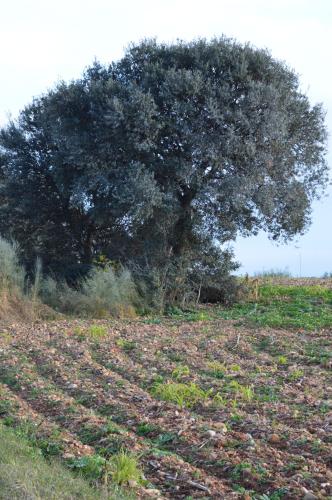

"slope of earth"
[0, 302, 331, 498]
[0, 423, 106, 499]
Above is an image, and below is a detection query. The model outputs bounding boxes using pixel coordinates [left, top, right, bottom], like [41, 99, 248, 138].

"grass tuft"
[151, 381, 210, 408]
[109, 450, 142, 486]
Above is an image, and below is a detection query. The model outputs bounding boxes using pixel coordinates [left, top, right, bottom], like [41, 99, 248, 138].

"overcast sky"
[1, 0, 331, 276]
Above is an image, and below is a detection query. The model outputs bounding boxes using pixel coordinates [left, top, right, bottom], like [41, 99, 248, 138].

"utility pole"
[295, 245, 302, 277]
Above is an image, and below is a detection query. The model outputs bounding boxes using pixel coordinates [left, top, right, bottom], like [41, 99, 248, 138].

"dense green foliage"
[0, 38, 327, 305]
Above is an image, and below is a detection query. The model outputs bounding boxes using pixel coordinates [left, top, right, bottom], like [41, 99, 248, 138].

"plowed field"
[0, 312, 331, 498]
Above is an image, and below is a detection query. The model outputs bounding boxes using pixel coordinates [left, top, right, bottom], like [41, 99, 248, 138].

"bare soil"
[0, 316, 331, 499]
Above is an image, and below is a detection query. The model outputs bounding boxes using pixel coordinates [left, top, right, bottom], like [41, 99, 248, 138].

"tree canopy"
[0, 37, 328, 297]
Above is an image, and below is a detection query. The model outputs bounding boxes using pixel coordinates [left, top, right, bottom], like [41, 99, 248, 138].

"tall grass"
[0, 238, 57, 322]
[0, 237, 30, 321]
[30, 257, 42, 303]
[0, 237, 139, 320]
[0, 237, 25, 294]
[41, 265, 138, 318]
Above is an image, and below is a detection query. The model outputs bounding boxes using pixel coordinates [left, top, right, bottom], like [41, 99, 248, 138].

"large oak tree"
[0, 37, 328, 291]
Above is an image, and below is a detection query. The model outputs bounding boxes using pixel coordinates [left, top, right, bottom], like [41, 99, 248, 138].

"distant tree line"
[0, 37, 327, 305]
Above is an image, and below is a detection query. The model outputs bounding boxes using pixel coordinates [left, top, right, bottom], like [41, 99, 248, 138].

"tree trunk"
[81, 224, 94, 264]
[172, 188, 195, 258]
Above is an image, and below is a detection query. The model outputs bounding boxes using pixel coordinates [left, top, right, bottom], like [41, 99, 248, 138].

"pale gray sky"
[1, 0, 331, 275]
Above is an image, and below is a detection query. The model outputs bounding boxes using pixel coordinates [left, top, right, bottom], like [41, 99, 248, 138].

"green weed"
[116, 339, 136, 352]
[166, 351, 184, 362]
[224, 380, 255, 401]
[171, 365, 190, 380]
[0, 397, 15, 417]
[212, 392, 226, 407]
[109, 450, 142, 486]
[217, 285, 332, 330]
[240, 385, 254, 402]
[289, 369, 304, 381]
[0, 332, 12, 344]
[276, 355, 288, 365]
[151, 381, 210, 408]
[166, 308, 211, 322]
[136, 422, 158, 436]
[230, 461, 251, 480]
[155, 432, 178, 447]
[206, 361, 226, 379]
[88, 325, 108, 338]
[73, 324, 108, 340]
[67, 454, 106, 481]
[305, 343, 332, 366]
[255, 385, 279, 402]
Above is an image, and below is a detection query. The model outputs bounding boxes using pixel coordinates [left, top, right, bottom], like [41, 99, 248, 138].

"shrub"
[132, 264, 170, 313]
[190, 247, 241, 306]
[41, 265, 138, 318]
[133, 247, 241, 312]
[80, 266, 138, 317]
